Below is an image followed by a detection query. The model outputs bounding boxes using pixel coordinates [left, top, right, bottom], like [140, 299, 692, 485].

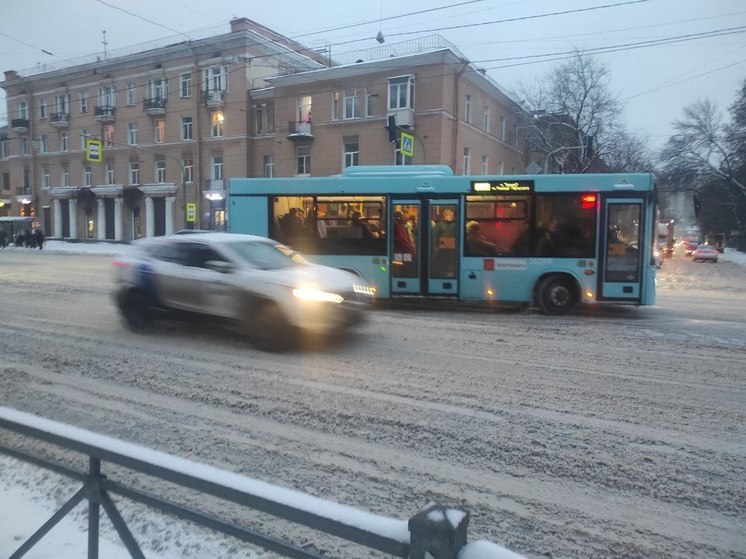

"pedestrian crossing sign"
[85, 138, 103, 163]
[400, 132, 414, 157]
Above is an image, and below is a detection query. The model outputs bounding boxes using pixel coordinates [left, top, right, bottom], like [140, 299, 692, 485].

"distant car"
[684, 240, 698, 256]
[692, 244, 718, 263]
[112, 232, 375, 350]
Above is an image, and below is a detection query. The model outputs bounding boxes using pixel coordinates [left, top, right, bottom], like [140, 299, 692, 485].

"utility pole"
[102, 31, 108, 60]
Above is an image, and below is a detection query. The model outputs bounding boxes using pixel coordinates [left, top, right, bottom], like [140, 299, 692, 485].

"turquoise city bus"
[227, 165, 658, 314]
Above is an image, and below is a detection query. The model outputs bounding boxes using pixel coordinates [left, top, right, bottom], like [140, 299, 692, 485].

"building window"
[481, 155, 489, 175]
[465, 94, 472, 123]
[60, 131, 68, 152]
[147, 77, 167, 101]
[499, 115, 506, 142]
[211, 112, 224, 137]
[17, 101, 29, 119]
[463, 147, 471, 175]
[263, 155, 274, 178]
[483, 107, 490, 133]
[98, 85, 116, 108]
[23, 168, 31, 192]
[127, 83, 137, 105]
[181, 116, 193, 141]
[366, 92, 374, 117]
[39, 99, 47, 119]
[54, 94, 70, 115]
[154, 119, 165, 143]
[344, 89, 361, 119]
[39, 134, 49, 153]
[80, 91, 89, 113]
[155, 159, 166, 183]
[103, 124, 114, 147]
[128, 122, 138, 145]
[0, 138, 9, 159]
[343, 139, 359, 168]
[183, 159, 193, 183]
[255, 107, 274, 135]
[212, 155, 223, 180]
[20, 136, 29, 155]
[388, 75, 414, 110]
[80, 129, 90, 150]
[84, 165, 92, 186]
[296, 96, 312, 124]
[395, 145, 411, 166]
[180, 73, 192, 98]
[106, 162, 116, 184]
[2, 172, 10, 190]
[203, 65, 228, 93]
[129, 161, 140, 185]
[61, 165, 70, 187]
[296, 145, 311, 175]
[41, 166, 50, 188]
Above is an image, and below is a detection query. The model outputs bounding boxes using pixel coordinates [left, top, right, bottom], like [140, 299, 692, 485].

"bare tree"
[660, 94, 746, 245]
[518, 51, 629, 173]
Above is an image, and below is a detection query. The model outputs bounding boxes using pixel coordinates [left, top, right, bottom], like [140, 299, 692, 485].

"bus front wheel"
[536, 275, 577, 315]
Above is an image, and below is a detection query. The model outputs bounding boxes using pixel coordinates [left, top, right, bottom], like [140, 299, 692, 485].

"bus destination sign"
[471, 180, 534, 193]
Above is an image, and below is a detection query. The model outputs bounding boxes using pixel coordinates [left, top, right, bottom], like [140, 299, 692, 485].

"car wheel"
[121, 289, 153, 333]
[536, 275, 577, 316]
[246, 302, 296, 352]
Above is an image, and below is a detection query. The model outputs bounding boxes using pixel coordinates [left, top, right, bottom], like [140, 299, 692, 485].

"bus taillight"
[581, 194, 597, 209]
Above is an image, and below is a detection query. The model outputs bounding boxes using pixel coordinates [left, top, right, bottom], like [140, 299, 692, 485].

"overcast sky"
[1, 0, 744, 151]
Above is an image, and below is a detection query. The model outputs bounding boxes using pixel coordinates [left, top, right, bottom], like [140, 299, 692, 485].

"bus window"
[305, 196, 387, 256]
[465, 195, 530, 256]
[534, 194, 596, 258]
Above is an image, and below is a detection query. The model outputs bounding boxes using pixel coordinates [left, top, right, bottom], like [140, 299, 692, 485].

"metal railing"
[1, 406, 515, 559]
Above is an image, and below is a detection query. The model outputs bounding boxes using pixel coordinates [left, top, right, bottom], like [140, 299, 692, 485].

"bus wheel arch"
[534, 273, 579, 315]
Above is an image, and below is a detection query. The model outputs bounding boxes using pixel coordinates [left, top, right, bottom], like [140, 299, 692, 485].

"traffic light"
[386, 115, 397, 143]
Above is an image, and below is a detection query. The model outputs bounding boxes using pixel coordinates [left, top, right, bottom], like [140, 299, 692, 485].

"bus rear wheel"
[536, 275, 577, 315]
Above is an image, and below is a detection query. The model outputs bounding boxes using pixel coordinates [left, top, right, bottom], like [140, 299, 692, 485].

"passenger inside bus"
[465, 221, 498, 256]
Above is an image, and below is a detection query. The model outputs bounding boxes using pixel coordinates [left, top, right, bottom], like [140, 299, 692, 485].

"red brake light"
[581, 194, 597, 210]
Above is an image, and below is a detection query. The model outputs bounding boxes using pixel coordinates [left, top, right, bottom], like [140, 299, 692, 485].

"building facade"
[1, 20, 529, 239]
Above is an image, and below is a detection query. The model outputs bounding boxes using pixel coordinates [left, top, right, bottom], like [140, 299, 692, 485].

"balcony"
[11, 119, 29, 133]
[50, 112, 70, 128]
[94, 106, 116, 123]
[144, 97, 167, 115]
[202, 90, 225, 108]
[387, 107, 415, 129]
[287, 120, 313, 140]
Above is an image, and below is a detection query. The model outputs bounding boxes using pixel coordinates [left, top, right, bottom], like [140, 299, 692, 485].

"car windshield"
[227, 240, 310, 270]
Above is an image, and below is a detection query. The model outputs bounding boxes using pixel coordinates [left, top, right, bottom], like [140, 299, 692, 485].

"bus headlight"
[292, 287, 344, 304]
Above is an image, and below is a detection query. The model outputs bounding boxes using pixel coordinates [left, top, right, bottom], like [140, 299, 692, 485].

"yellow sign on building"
[186, 202, 197, 223]
[85, 138, 103, 163]
[400, 132, 414, 157]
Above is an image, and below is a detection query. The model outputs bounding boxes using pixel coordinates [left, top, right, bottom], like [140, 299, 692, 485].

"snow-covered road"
[1, 247, 744, 558]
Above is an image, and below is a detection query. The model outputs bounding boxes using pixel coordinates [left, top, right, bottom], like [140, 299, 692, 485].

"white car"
[112, 233, 375, 350]
[692, 244, 718, 263]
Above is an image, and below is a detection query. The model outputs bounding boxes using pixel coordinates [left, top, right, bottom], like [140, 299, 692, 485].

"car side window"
[148, 243, 188, 265]
[181, 243, 227, 268]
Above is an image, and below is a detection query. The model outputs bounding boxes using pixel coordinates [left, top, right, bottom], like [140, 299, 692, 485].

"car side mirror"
[205, 260, 233, 273]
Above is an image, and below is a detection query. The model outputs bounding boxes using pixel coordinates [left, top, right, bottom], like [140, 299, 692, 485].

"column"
[53, 199, 63, 238]
[68, 198, 78, 239]
[145, 196, 154, 238]
[96, 198, 105, 240]
[114, 197, 123, 241]
[165, 196, 175, 235]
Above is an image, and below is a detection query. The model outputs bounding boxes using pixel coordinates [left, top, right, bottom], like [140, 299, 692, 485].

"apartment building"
[248, 45, 528, 179]
[1, 20, 529, 239]
[0, 18, 325, 239]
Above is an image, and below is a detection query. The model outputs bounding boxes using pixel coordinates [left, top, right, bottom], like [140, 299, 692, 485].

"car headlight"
[292, 287, 344, 304]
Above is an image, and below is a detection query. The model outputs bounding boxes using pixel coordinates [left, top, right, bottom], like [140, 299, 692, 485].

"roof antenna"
[102, 30, 108, 60]
[376, 1, 385, 43]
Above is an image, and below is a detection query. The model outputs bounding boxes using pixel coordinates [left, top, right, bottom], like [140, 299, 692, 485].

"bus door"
[389, 199, 460, 296]
[600, 198, 644, 301]
[390, 199, 421, 294]
[428, 200, 459, 295]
